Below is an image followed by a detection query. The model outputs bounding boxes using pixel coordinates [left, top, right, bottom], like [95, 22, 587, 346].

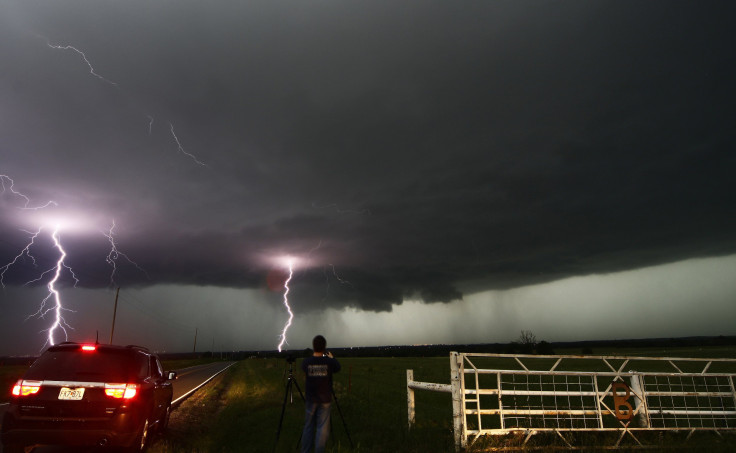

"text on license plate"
[58, 387, 85, 400]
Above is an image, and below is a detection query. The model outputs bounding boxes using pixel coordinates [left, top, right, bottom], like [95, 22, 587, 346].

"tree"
[518, 330, 537, 346]
[518, 330, 537, 354]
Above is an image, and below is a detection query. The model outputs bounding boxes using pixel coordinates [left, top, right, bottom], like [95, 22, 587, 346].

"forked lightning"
[277, 259, 295, 352]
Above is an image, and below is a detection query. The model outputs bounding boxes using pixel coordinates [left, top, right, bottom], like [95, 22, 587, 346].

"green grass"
[147, 348, 736, 452]
[149, 357, 455, 453]
[555, 345, 736, 359]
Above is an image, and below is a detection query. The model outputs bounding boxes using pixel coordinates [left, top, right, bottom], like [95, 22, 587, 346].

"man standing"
[301, 335, 341, 453]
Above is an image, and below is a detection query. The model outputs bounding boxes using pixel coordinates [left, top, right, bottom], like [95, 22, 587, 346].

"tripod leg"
[289, 376, 307, 451]
[274, 378, 293, 453]
[329, 406, 334, 447]
[289, 376, 293, 404]
[292, 376, 306, 402]
[331, 389, 354, 448]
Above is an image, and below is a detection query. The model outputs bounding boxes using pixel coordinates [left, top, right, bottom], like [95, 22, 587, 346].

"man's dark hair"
[312, 335, 326, 353]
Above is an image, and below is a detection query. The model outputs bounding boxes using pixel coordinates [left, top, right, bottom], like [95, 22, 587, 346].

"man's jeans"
[301, 401, 331, 453]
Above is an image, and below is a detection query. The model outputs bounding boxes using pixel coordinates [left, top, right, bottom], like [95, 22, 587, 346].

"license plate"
[58, 387, 85, 400]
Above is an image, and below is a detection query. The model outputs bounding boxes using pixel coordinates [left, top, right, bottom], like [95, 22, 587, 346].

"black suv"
[1, 342, 176, 452]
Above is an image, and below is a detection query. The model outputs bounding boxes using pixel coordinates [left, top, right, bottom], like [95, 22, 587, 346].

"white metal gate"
[407, 352, 736, 450]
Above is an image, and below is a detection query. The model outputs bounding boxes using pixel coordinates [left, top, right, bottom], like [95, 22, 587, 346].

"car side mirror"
[167, 371, 177, 380]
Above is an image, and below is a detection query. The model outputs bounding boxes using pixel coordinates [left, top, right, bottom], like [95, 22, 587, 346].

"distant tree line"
[6, 335, 727, 363]
[168, 335, 734, 360]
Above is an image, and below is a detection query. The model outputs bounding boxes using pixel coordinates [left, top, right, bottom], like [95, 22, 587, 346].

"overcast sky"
[1, 0, 734, 355]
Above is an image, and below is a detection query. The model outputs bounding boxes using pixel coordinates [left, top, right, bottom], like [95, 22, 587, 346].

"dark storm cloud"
[1, 0, 735, 312]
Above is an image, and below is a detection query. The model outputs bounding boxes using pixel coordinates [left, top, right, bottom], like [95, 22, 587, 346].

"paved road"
[0, 361, 236, 452]
[170, 361, 236, 405]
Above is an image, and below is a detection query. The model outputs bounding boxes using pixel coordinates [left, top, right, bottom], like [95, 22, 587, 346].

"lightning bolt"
[29, 227, 76, 348]
[20, 229, 79, 291]
[0, 175, 58, 287]
[41, 38, 210, 166]
[302, 239, 353, 303]
[103, 220, 149, 287]
[277, 259, 294, 353]
[0, 229, 42, 288]
[0, 226, 78, 349]
[322, 263, 353, 303]
[307, 239, 323, 256]
[1, 175, 148, 348]
[329, 264, 352, 286]
[0, 177, 73, 348]
[169, 123, 207, 166]
[1, 175, 58, 210]
[2, 221, 146, 350]
[46, 41, 119, 87]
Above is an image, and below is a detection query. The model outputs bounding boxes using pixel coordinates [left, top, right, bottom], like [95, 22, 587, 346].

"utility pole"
[193, 327, 198, 353]
[109, 287, 120, 344]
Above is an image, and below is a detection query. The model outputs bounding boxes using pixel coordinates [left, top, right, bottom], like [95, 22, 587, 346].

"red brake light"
[12, 380, 42, 397]
[81, 344, 96, 351]
[105, 383, 138, 399]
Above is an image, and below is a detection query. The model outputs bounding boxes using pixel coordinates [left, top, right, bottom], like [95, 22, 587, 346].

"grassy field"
[147, 347, 736, 452]
[554, 345, 736, 359]
[149, 356, 455, 453]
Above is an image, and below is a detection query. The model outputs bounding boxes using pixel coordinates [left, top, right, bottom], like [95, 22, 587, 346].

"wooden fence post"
[407, 369, 416, 428]
[450, 351, 464, 451]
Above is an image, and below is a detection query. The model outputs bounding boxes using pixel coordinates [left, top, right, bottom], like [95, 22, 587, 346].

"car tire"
[125, 417, 150, 453]
[159, 404, 172, 433]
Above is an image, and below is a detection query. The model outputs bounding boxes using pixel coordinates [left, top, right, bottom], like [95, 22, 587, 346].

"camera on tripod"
[274, 352, 353, 451]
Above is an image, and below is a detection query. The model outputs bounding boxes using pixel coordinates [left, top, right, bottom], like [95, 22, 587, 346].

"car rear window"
[24, 348, 137, 382]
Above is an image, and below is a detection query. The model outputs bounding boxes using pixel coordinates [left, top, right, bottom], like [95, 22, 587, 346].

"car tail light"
[105, 383, 139, 399]
[12, 380, 42, 396]
[81, 344, 97, 351]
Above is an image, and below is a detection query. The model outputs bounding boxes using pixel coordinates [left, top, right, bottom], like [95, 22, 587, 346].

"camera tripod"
[273, 356, 354, 452]
[274, 356, 305, 452]
[331, 386, 354, 448]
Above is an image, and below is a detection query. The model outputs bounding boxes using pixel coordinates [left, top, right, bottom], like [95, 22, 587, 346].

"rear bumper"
[2, 427, 139, 447]
[1, 409, 140, 448]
